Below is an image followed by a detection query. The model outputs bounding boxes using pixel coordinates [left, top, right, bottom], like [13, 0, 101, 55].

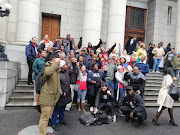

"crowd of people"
[25, 34, 179, 135]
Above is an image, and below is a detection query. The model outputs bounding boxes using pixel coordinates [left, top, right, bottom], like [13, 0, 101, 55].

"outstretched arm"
[107, 43, 117, 55]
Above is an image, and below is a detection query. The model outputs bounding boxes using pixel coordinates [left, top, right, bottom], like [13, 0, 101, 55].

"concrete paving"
[0, 108, 180, 135]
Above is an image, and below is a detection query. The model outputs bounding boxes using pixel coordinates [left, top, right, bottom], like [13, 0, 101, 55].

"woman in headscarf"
[115, 65, 128, 112]
[152, 68, 178, 126]
[129, 56, 138, 67]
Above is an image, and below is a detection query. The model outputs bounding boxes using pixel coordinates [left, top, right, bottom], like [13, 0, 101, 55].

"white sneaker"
[33, 101, 37, 106]
[156, 71, 160, 73]
[152, 71, 155, 73]
[90, 107, 94, 112]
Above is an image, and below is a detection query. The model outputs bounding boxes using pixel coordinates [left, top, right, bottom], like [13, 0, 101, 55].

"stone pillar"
[0, 0, 8, 43]
[106, 0, 127, 52]
[82, 0, 103, 48]
[16, 0, 40, 43]
[175, 0, 180, 53]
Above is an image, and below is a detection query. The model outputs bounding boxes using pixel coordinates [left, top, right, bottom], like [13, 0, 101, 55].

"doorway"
[42, 14, 61, 42]
[124, 6, 146, 47]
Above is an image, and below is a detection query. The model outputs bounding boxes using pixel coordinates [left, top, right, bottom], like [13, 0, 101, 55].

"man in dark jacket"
[51, 61, 72, 130]
[121, 86, 147, 128]
[87, 39, 102, 54]
[85, 50, 94, 65]
[94, 82, 115, 118]
[138, 56, 149, 76]
[53, 36, 62, 50]
[125, 36, 137, 55]
[25, 37, 39, 85]
[78, 37, 82, 49]
[147, 44, 155, 69]
[66, 57, 78, 111]
[124, 66, 146, 97]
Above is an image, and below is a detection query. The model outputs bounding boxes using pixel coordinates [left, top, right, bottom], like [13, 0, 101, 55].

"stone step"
[145, 102, 180, 107]
[146, 74, 163, 77]
[145, 87, 161, 91]
[13, 89, 34, 93]
[10, 94, 34, 101]
[5, 102, 35, 110]
[144, 97, 157, 101]
[15, 84, 34, 90]
[144, 92, 159, 96]
[146, 81, 162, 84]
[145, 85, 161, 88]
[146, 77, 163, 80]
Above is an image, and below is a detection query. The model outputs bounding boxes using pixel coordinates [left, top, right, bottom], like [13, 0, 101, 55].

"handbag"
[168, 83, 180, 101]
[74, 81, 82, 91]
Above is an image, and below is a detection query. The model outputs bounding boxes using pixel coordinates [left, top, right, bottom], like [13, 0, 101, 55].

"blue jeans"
[77, 89, 87, 103]
[106, 80, 114, 89]
[153, 58, 161, 71]
[51, 106, 66, 126]
[174, 70, 180, 80]
[119, 86, 126, 102]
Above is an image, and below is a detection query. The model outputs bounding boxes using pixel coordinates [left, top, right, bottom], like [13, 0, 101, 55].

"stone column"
[82, 0, 103, 48]
[16, 0, 40, 43]
[175, 0, 180, 53]
[106, 0, 127, 53]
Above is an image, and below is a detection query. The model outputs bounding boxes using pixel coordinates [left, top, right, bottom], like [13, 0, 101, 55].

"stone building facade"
[0, 0, 179, 79]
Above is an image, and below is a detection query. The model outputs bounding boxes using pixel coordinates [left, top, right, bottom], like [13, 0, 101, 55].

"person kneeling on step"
[121, 86, 147, 128]
[94, 82, 115, 120]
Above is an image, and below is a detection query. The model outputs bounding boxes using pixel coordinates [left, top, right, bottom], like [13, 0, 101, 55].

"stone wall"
[0, 61, 20, 110]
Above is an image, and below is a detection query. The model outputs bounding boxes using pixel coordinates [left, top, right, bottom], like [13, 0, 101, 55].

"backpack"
[95, 110, 109, 125]
[79, 112, 97, 127]
[35, 71, 44, 94]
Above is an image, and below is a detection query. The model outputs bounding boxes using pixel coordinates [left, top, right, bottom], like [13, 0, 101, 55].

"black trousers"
[98, 102, 114, 116]
[88, 96, 96, 107]
[148, 58, 154, 69]
[27, 60, 33, 84]
[121, 106, 147, 125]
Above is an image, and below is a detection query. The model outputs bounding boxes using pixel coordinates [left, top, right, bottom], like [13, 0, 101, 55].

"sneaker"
[33, 101, 37, 106]
[152, 71, 155, 73]
[156, 71, 160, 73]
[52, 125, 61, 131]
[90, 107, 94, 112]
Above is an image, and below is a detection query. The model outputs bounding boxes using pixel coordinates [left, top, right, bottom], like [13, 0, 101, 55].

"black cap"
[126, 86, 133, 91]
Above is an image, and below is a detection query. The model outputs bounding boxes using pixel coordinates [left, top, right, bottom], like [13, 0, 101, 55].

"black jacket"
[95, 87, 114, 108]
[147, 47, 154, 59]
[56, 70, 72, 107]
[87, 40, 102, 54]
[125, 39, 136, 55]
[67, 62, 78, 84]
[123, 92, 146, 115]
[124, 71, 146, 96]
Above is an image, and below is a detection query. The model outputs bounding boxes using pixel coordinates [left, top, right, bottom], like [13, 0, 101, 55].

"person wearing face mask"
[152, 68, 178, 126]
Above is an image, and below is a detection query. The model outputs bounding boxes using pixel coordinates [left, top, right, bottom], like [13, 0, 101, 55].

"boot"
[77, 102, 81, 112]
[81, 103, 86, 114]
[152, 109, 163, 126]
[168, 108, 178, 126]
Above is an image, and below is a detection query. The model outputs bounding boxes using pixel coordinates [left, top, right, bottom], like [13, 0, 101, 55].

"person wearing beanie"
[51, 60, 72, 131]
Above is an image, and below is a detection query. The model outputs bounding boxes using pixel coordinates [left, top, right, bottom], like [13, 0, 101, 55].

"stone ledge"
[0, 61, 20, 70]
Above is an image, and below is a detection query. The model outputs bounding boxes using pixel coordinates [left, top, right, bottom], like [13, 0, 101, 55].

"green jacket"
[103, 63, 116, 81]
[172, 57, 180, 70]
[32, 57, 46, 80]
[39, 62, 62, 106]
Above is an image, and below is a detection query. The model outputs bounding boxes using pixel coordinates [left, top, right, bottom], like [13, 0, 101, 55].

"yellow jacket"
[136, 48, 147, 59]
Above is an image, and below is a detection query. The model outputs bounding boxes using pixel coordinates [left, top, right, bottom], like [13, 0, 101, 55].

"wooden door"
[124, 6, 146, 48]
[42, 15, 60, 42]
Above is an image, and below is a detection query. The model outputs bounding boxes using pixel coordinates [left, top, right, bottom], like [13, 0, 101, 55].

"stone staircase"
[144, 72, 180, 107]
[5, 72, 180, 109]
[5, 80, 34, 110]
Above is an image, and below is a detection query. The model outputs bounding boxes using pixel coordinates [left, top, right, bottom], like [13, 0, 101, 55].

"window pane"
[129, 8, 144, 29]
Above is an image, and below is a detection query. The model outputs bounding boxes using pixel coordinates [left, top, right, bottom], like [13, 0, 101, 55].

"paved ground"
[0, 108, 180, 135]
